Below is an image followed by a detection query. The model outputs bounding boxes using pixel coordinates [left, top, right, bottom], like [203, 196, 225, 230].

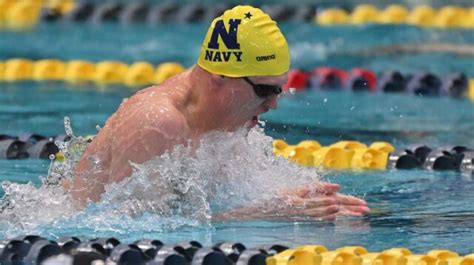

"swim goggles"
[243, 77, 282, 98]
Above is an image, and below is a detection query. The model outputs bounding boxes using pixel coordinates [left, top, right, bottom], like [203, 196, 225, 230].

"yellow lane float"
[434, 6, 469, 28]
[274, 139, 395, 171]
[350, 4, 380, 24]
[94, 61, 129, 85]
[316, 8, 349, 25]
[3, 59, 34, 81]
[64, 60, 96, 83]
[33, 59, 66, 81]
[316, 4, 473, 28]
[469, 79, 474, 100]
[5, 1, 41, 30]
[377, 5, 409, 24]
[407, 6, 437, 27]
[154, 62, 186, 84]
[0, 62, 4, 80]
[1, 58, 186, 87]
[268, 246, 471, 265]
[125, 61, 155, 86]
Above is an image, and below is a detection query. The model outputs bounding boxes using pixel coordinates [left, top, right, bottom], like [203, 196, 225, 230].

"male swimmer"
[68, 6, 370, 220]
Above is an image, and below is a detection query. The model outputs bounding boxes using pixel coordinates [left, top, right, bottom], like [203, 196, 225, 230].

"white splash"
[97, 128, 320, 220]
[46, 117, 92, 186]
[0, 117, 85, 236]
[0, 119, 322, 238]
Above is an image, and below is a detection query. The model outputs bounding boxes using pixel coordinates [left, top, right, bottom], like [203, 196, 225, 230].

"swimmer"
[68, 5, 370, 220]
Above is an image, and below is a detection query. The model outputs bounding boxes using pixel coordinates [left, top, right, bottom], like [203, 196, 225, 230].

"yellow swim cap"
[197, 5, 290, 77]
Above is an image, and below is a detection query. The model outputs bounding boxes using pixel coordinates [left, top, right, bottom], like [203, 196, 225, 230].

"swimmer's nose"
[263, 95, 278, 110]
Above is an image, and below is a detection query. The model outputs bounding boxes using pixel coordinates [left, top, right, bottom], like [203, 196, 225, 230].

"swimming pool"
[1, 19, 473, 255]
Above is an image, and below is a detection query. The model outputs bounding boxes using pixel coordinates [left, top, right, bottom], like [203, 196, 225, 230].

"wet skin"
[68, 65, 370, 220]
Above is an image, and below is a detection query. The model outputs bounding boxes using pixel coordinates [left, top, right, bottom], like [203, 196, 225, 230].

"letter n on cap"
[207, 19, 241, 49]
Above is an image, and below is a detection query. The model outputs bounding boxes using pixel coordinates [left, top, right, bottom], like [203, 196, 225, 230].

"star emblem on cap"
[244, 12, 252, 19]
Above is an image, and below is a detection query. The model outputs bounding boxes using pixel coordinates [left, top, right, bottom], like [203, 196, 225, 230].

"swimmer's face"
[219, 72, 288, 130]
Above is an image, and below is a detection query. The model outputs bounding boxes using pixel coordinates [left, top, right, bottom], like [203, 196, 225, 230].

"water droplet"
[350, 106, 355, 111]
[63, 116, 73, 137]
[289, 88, 296, 95]
[323, 98, 328, 103]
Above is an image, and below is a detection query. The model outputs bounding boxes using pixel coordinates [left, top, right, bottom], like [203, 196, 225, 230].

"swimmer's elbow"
[109, 163, 132, 183]
[69, 166, 108, 207]
[70, 180, 105, 208]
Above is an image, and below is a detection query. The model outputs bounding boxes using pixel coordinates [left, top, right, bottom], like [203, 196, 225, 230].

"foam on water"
[0, 118, 323, 238]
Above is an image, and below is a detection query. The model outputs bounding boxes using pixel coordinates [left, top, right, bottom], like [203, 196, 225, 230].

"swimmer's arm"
[108, 128, 178, 183]
[213, 182, 370, 222]
[70, 132, 111, 206]
[212, 198, 339, 222]
[69, 127, 172, 207]
[70, 107, 188, 205]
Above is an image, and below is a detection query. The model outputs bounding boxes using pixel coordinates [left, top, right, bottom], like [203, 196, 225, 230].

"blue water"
[1, 24, 474, 75]
[1, 23, 474, 253]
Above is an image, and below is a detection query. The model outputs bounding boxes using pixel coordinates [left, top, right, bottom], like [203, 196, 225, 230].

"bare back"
[70, 84, 191, 204]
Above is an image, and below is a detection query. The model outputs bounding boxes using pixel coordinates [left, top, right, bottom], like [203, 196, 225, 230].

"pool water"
[1, 23, 473, 254]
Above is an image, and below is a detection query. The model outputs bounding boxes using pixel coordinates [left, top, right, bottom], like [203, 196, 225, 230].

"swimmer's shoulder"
[123, 94, 190, 139]
[148, 100, 191, 137]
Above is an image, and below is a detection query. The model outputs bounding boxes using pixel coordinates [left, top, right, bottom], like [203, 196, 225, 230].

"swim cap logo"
[204, 19, 243, 63]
